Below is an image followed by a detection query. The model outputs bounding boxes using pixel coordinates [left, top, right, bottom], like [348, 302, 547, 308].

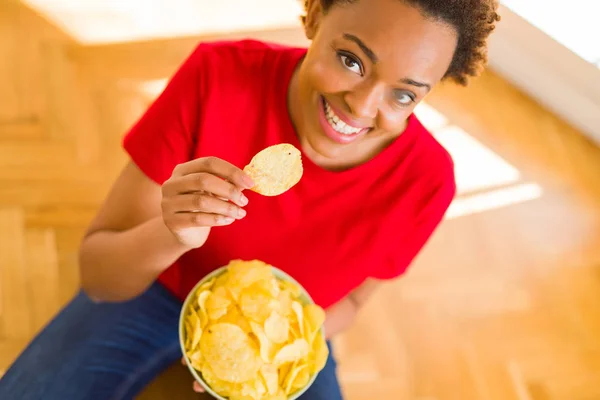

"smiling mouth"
[323, 99, 368, 135]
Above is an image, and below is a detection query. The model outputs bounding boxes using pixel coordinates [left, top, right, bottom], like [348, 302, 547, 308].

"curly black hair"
[301, 0, 501, 86]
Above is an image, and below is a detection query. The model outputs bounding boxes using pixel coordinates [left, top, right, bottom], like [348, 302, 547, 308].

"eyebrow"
[343, 33, 378, 63]
[399, 77, 431, 92]
[342, 33, 431, 92]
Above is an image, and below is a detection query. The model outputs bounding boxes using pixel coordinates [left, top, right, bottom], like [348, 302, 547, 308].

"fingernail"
[218, 216, 234, 225]
[237, 208, 247, 218]
[240, 193, 249, 206]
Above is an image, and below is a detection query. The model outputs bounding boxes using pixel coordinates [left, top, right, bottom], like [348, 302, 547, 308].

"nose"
[343, 80, 383, 120]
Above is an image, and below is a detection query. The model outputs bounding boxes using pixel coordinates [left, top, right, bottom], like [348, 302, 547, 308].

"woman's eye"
[394, 90, 415, 106]
[339, 54, 362, 75]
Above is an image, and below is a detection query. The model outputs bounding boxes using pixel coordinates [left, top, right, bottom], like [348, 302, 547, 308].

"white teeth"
[324, 101, 362, 135]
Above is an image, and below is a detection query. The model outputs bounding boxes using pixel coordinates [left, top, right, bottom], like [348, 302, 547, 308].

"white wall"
[487, 4, 600, 144]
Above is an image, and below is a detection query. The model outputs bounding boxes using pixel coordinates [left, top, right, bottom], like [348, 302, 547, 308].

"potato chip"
[228, 259, 274, 300]
[264, 310, 289, 344]
[274, 338, 309, 366]
[309, 333, 329, 374]
[213, 270, 230, 289]
[187, 308, 203, 350]
[278, 363, 294, 388]
[249, 276, 280, 298]
[196, 290, 211, 328]
[182, 259, 329, 400]
[206, 286, 232, 321]
[260, 364, 279, 395]
[279, 279, 302, 298]
[254, 377, 268, 398]
[237, 377, 266, 400]
[284, 362, 309, 395]
[229, 394, 254, 400]
[183, 319, 193, 349]
[264, 390, 287, 400]
[291, 301, 305, 338]
[249, 320, 275, 363]
[289, 322, 302, 340]
[228, 259, 272, 281]
[187, 350, 203, 371]
[292, 363, 310, 391]
[200, 323, 261, 383]
[275, 289, 293, 317]
[198, 277, 216, 293]
[217, 306, 252, 334]
[201, 364, 234, 397]
[303, 304, 326, 343]
[243, 143, 303, 196]
[240, 288, 276, 323]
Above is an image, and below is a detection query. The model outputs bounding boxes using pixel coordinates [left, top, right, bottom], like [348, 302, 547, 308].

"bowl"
[178, 263, 325, 400]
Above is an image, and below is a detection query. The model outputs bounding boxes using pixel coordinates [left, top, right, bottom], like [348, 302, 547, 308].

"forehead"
[321, 0, 458, 81]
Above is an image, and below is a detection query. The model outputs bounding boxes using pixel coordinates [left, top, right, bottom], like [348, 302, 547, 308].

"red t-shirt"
[122, 39, 456, 309]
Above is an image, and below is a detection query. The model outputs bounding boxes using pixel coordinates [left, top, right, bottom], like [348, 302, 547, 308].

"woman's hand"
[161, 157, 254, 248]
[192, 381, 206, 393]
[180, 357, 206, 393]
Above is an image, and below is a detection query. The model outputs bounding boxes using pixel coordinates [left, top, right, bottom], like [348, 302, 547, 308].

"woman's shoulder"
[189, 38, 307, 72]
[401, 113, 456, 186]
[197, 38, 304, 53]
[175, 39, 306, 97]
[378, 113, 457, 216]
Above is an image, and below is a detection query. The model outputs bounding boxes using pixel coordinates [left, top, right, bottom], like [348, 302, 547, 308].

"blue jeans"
[0, 282, 343, 400]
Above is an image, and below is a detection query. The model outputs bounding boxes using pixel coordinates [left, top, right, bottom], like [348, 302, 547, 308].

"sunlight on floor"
[434, 125, 521, 195]
[414, 102, 543, 218]
[445, 182, 543, 220]
[414, 103, 523, 194]
[139, 78, 168, 100]
[23, 0, 303, 44]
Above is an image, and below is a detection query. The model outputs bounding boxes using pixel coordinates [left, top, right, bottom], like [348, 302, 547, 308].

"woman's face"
[293, 0, 458, 163]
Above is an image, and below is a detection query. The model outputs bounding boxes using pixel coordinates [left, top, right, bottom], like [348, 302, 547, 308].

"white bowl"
[179, 264, 325, 399]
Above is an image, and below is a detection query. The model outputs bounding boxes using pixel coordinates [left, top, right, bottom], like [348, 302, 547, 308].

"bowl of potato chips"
[179, 259, 329, 400]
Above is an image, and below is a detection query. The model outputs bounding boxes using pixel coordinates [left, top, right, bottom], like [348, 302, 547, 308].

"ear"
[303, 0, 323, 40]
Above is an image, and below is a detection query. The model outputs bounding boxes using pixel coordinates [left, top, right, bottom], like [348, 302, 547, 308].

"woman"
[0, 0, 500, 398]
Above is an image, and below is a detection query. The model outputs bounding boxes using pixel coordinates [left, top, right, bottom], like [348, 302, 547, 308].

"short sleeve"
[122, 44, 205, 185]
[371, 172, 457, 280]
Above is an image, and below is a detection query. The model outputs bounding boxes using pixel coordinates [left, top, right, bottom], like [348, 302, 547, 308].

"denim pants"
[0, 282, 343, 400]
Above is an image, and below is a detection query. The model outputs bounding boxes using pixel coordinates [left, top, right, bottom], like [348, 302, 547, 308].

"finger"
[193, 381, 206, 393]
[164, 193, 246, 220]
[181, 356, 186, 366]
[173, 157, 254, 189]
[164, 172, 249, 207]
[169, 211, 236, 229]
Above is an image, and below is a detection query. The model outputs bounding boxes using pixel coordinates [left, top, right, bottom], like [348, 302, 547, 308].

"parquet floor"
[2, 1, 600, 399]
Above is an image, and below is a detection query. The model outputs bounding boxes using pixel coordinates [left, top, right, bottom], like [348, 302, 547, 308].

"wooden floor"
[2, 1, 600, 399]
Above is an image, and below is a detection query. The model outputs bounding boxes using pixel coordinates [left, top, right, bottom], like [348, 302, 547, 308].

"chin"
[305, 132, 345, 160]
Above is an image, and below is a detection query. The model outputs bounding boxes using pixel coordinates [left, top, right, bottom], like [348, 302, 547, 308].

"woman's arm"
[79, 162, 195, 303]
[323, 278, 380, 338]
[79, 157, 252, 303]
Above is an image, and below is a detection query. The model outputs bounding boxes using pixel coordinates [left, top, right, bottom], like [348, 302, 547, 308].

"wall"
[487, 4, 600, 144]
